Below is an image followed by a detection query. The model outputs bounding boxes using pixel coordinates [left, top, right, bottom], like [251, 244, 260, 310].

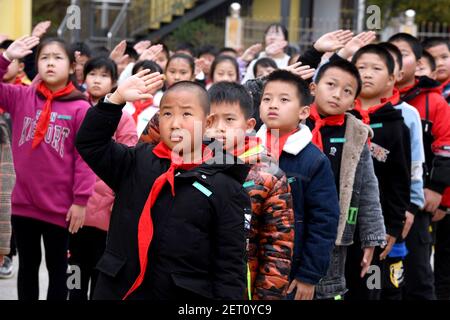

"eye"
[344, 89, 353, 95]
[162, 112, 171, 117]
[262, 97, 270, 102]
[183, 112, 192, 117]
[226, 117, 235, 122]
[281, 98, 289, 102]
[326, 82, 335, 87]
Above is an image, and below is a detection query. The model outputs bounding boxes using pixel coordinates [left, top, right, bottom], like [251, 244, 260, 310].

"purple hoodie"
[0, 54, 95, 228]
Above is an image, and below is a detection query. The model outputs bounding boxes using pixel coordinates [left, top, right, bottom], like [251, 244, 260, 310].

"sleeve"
[295, 155, 340, 285]
[252, 170, 294, 300]
[23, 46, 37, 81]
[212, 185, 249, 299]
[117, 62, 135, 85]
[75, 99, 138, 193]
[296, 46, 324, 71]
[357, 145, 386, 248]
[383, 125, 411, 238]
[241, 58, 258, 84]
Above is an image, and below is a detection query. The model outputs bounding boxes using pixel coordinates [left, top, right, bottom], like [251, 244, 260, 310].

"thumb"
[66, 208, 72, 222]
[287, 280, 296, 294]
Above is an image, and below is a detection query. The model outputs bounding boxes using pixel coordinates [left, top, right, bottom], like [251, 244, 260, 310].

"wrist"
[109, 91, 125, 104]
[3, 51, 12, 62]
[337, 48, 351, 59]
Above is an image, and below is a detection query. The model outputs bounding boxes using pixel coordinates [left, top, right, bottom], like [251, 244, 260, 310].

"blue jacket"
[257, 124, 340, 285]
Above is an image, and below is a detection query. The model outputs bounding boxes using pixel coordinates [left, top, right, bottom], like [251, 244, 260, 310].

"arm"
[252, 169, 294, 300]
[212, 186, 249, 299]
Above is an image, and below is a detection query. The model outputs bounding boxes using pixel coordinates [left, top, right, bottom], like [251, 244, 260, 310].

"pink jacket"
[84, 111, 137, 231]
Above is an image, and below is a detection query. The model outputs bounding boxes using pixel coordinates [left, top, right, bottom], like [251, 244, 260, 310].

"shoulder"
[345, 113, 373, 139]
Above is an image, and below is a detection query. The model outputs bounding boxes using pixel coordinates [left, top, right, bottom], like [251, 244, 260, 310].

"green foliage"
[32, 0, 71, 35]
[163, 19, 224, 50]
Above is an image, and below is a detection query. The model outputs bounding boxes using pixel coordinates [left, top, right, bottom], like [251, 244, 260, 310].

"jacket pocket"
[171, 273, 213, 299]
[96, 250, 127, 278]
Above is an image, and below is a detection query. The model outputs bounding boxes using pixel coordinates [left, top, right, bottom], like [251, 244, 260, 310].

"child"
[67, 56, 137, 300]
[76, 75, 251, 300]
[423, 37, 450, 102]
[255, 70, 340, 300]
[416, 51, 437, 79]
[210, 55, 240, 84]
[348, 44, 411, 300]
[389, 33, 450, 300]
[205, 82, 294, 299]
[253, 57, 278, 79]
[165, 53, 195, 88]
[0, 36, 96, 300]
[305, 60, 386, 300]
[70, 42, 91, 91]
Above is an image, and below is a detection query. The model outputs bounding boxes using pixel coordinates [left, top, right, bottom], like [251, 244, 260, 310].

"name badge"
[330, 138, 346, 143]
[370, 123, 383, 129]
[192, 181, 212, 197]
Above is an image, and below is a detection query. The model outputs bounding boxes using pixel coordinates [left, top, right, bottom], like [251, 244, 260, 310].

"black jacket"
[75, 100, 251, 300]
[351, 104, 411, 239]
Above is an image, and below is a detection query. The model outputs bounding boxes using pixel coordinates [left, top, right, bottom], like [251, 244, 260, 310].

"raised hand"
[285, 62, 316, 80]
[266, 40, 288, 57]
[4, 35, 40, 61]
[139, 44, 163, 62]
[32, 20, 51, 38]
[110, 40, 129, 66]
[313, 29, 354, 53]
[134, 40, 151, 56]
[337, 31, 377, 59]
[240, 43, 263, 63]
[66, 204, 86, 234]
[109, 69, 164, 104]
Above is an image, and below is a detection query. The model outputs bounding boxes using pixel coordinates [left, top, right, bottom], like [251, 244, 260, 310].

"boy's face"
[206, 102, 256, 153]
[355, 53, 394, 99]
[2, 59, 22, 83]
[85, 67, 114, 99]
[260, 80, 310, 135]
[426, 44, 450, 83]
[416, 57, 436, 79]
[74, 54, 89, 84]
[310, 67, 358, 116]
[255, 65, 276, 78]
[391, 40, 417, 85]
[159, 89, 206, 156]
[165, 58, 194, 88]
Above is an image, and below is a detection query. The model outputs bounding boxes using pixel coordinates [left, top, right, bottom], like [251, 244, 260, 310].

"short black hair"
[218, 47, 238, 57]
[125, 43, 139, 61]
[208, 82, 254, 119]
[379, 42, 403, 70]
[70, 41, 91, 57]
[210, 55, 240, 82]
[176, 42, 196, 57]
[264, 23, 289, 41]
[161, 81, 210, 115]
[166, 53, 195, 75]
[388, 32, 423, 60]
[264, 69, 313, 106]
[421, 50, 436, 71]
[315, 59, 362, 98]
[422, 37, 450, 51]
[132, 59, 163, 75]
[83, 56, 118, 81]
[197, 45, 217, 58]
[253, 57, 278, 77]
[352, 44, 395, 75]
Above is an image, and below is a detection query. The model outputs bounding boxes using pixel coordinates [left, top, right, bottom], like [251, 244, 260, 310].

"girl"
[164, 53, 195, 88]
[210, 55, 240, 85]
[0, 36, 95, 300]
[253, 57, 278, 78]
[68, 56, 137, 300]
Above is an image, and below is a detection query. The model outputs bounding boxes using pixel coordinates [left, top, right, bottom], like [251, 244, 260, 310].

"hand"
[379, 234, 396, 260]
[31, 21, 51, 38]
[110, 69, 164, 104]
[194, 57, 209, 76]
[109, 40, 129, 66]
[401, 211, 415, 239]
[424, 188, 443, 213]
[313, 29, 354, 53]
[66, 204, 86, 234]
[287, 279, 315, 300]
[139, 44, 163, 62]
[285, 62, 316, 80]
[240, 43, 263, 63]
[4, 35, 40, 61]
[432, 208, 447, 222]
[133, 40, 151, 56]
[360, 247, 375, 277]
[266, 40, 288, 57]
[337, 31, 377, 60]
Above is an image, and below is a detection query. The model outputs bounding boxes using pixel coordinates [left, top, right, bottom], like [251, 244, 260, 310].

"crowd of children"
[0, 19, 449, 301]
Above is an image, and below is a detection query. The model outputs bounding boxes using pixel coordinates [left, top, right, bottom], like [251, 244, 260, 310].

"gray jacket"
[315, 113, 386, 299]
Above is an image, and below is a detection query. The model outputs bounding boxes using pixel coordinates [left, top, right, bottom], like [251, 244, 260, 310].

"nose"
[332, 88, 342, 100]
[170, 114, 182, 130]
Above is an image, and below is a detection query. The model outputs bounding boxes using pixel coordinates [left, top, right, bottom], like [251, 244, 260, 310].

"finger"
[287, 281, 296, 294]
[289, 61, 303, 68]
[141, 72, 163, 82]
[135, 69, 152, 78]
[294, 65, 311, 71]
[138, 93, 154, 101]
[66, 209, 72, 222]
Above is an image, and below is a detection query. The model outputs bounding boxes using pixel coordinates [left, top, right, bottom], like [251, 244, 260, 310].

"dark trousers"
[68, 226, 107, 301]
[11, 215, 69, 301]
[434, 214, 450, 300]
[6, 228, 16, 258]
[403, 211, 436, 300]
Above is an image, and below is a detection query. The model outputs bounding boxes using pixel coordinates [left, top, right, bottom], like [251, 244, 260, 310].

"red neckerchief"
[309, 104, 345, 152]
[33, 81, 76, 149]
[265, 127, 299, 160]
[354, 89, 400, 125]
[133, 98, 154, 123]
[398, 79, 419, 96]
[231, 136, 261, 157]
[123, 142, 213, 300]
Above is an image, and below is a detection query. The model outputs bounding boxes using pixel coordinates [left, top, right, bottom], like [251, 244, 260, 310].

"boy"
[256, 70, 340, 300]
[206, 81, 294, 299]
[416, 51, 437, 80]
[76, 72, 251, 300]
[423, 37, 450, 102]
[389, 33, 450, 300]
[349, 44, 412, 300]
[305, 59, 386, 300]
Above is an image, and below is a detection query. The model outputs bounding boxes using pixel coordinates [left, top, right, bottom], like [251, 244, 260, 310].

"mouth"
[363, 82, 374, 87]
[327, 101, 340, 108]
[267, 112, 279, 118]
[46, 70, 55, 75]
[170, 134, 183, 142]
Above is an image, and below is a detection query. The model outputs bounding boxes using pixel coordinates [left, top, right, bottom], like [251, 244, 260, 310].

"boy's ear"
[205, 113, 217, 129]
[246, 117, 256, 132]
[299, 105, 310, 121]
[387, 73, 395, 88]
[309, 82, 317, 96]
[396, 69, 405, 83]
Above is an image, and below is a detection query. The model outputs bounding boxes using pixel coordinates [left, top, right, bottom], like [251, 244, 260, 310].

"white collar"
[256, 123, 312, 156]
